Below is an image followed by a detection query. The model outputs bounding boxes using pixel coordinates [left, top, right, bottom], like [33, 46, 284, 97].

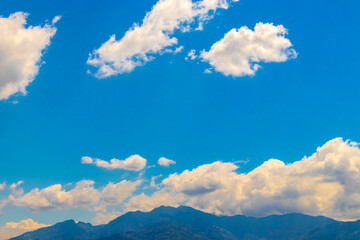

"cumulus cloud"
[9, 179, 140, 214]
[201, 22, 297, 77]
[81, 155, 147, 171]
[99, 180, 142, 208]
[160, 138, 360, 220]
[158, 157, 176, 167]
[0, 12, 59, 100]
[87, 0, 239, 78]
[11, 180, 100, 212]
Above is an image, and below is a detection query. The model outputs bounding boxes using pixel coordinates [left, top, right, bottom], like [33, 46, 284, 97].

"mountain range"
[9, 206, 360, 240]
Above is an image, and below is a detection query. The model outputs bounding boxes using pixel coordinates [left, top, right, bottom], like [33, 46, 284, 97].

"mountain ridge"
[9, 206, 358, 240]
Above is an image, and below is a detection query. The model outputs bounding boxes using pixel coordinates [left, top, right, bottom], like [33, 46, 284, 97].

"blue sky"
[1, 0, 360, 237]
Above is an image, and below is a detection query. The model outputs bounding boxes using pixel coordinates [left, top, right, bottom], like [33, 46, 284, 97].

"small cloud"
[158, 157, 176, 167]
[174, 46, 184, 54]
[52, 15, 62, 25]
[81, 156, 93, 164]
[204, 68, 212, 74]
[185, 49, 197, 61]
[10, 181, 24, 190]
[233, 159, 250, 164]
[195, 22, 204, 31]
[81, 155, 147, 171]
[150, 174, 163, 189]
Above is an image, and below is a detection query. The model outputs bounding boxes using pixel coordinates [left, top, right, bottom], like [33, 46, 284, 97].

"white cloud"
[185, 49, 197, 60]
[158, 157, 176, 167]
[81, 155, 147, 171]
[100, 180, 142, 207]
[0, 219, 49, 240]
[10, 181, 24, 190]
[9, 179, 141, 214]
[174, 45, 184, 54]
[204, 68, 212, 74]
[80, 156, 93, 164]
[87, 0, 238, 78]
[201, 22, 297, 77]
[150, 174, 163, 189]
[0, 182, 5, 191]
[11, 180, 100, 211]
[160, 138, 360, 220]
[0, 12, 59, 100]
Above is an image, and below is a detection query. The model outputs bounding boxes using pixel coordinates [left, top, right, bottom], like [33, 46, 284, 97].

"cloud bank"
[0, 12, 59, 100]
[87, 0, 239, 78]
[6, 138, 360, 223]
[201, 22, 297, 76]
[8, 179, 141, 214]
[81, 155, 147, 171]
[157, 138, 360, 220]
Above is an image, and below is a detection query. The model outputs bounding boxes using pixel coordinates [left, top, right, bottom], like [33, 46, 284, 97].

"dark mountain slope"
[305, 220, 360, 240]
[98, 221, 236, 240]
[10, 206, 349, 240]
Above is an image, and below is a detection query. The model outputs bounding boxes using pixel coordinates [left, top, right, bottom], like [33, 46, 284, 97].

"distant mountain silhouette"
[10, 206, 359, 240]
[304, 220, 360, 240]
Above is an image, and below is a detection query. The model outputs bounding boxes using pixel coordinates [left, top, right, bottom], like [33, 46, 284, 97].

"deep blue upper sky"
[1, 0, 360, 227]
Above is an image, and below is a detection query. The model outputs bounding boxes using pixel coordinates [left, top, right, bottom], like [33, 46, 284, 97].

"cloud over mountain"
[127, 138, 360, 221]
[6, 138, 360, 223]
